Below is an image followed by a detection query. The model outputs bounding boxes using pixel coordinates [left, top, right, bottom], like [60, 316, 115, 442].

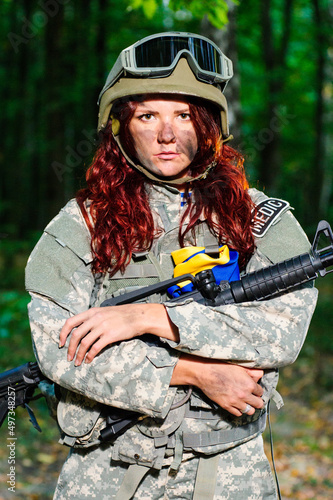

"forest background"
[0, 0, 333, 498]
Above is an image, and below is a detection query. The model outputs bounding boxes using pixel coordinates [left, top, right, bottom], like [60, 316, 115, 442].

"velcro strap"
[114, 263, 158, 279]
[193, 454, 220, 500]
[272, 389, 284, 410]
[183, 412, 266, 449]
[114, 464, 150, 500]
[185, 407, 220, 420]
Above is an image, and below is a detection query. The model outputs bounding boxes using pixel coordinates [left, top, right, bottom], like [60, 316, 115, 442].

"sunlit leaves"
[128, 0, 239, 28]
[129, 0, 158, 19]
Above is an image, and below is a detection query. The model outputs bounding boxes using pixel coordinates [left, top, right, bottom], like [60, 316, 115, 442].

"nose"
[157, 122, 176, 144]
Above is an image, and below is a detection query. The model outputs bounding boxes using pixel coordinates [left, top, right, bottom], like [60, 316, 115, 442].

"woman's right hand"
[171, 355, 264, 417]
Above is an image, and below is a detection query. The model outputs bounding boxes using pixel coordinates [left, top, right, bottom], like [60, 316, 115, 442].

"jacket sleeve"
[25, 201, 179, 419]
[164, 209, 318, 369]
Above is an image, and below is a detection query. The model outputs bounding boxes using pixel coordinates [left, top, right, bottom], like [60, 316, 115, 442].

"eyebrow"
[134, 105, 190, 114]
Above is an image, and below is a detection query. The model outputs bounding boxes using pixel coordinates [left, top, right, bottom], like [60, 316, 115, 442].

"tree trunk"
[201, 1, 242, 145]
[258, 0, 293, 194]
[311, 0, 328, 221]
[12, 0, 35, 236]
[41, 2, 66, 227]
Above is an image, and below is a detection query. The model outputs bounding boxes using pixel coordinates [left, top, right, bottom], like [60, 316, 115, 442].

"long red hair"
[76, 96, 255, 275]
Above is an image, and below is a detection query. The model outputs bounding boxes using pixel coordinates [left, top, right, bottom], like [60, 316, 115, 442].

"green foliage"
[169, 0, 231, 28]
[0, 235, 39, 290]
[305, 274, 333, 356]
[129, 0, 238, 28]
[0, 290, 32, 368]
[129, 0, 158, 19]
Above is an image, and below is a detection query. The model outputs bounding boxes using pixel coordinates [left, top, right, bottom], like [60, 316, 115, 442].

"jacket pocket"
[57, 389, 107, 448]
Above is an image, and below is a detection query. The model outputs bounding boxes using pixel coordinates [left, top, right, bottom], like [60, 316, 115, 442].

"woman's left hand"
[59, 303, 179, 366]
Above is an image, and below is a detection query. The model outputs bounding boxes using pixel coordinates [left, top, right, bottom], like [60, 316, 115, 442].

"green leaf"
[129, 0, 143, 8]
[168, 0, 232, 28]
[142, 0, 158, 18]
[208, 4, 229, 28]
[129, 0, 158, 18]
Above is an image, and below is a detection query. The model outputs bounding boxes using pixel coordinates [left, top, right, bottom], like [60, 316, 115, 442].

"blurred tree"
[311, 0, 331, 222]
[258, 0, 294, 193]
[43, 2, 66, 220]
[0, 0, 201, 235]
[0, 0, 332, 239]
[201, 1, 241, 144]
[235, 0, 332, 229]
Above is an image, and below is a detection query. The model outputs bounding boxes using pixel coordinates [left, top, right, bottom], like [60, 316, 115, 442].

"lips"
[154, 151, 180, 160]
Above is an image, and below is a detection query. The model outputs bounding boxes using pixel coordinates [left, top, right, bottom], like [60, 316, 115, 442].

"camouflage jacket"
[25, 185, 318, 468]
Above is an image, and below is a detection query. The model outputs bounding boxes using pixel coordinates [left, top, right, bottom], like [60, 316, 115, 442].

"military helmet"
[97, 32, 233, 183]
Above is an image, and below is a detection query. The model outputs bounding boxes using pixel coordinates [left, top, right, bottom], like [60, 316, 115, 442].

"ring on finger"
[242, 404, 252, 414]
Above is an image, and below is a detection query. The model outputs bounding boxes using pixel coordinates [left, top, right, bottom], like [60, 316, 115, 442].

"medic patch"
[252, 198, 290, 238]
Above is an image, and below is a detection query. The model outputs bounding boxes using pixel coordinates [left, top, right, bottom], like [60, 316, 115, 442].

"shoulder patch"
[252, 198, 290, 238]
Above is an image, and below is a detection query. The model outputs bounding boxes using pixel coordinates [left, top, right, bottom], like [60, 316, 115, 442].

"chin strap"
[111, 115, 233, 185]
[113, 134, 218, 185]
[111, 112, 233, 184]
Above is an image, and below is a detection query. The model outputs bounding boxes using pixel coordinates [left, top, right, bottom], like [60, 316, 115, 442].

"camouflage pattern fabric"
[25, 185, 318, 498]
[53, 435, 276, 499]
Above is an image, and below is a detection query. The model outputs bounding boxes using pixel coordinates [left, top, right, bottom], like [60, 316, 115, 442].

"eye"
[179, 113, 191, 120]
[139, 113, 154, 121]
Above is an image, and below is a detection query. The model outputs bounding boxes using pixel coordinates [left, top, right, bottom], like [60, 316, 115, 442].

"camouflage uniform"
[25, 185, 318, 499]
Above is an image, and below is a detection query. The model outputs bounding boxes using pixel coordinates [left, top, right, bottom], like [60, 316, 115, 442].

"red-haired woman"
[26, 33, 317, 499]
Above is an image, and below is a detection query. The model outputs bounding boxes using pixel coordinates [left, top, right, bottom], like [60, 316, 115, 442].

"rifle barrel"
[213, 252, 322, 306]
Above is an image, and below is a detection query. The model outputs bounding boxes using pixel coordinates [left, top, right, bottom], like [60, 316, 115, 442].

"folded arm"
[28, 292, 180, 419]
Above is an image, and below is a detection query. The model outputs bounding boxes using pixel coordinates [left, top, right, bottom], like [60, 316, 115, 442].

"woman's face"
[128, 97, 198, 179]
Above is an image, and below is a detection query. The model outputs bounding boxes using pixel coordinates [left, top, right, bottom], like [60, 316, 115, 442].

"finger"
[221, 404, 243, 417]
[84, 338, 110, 364]
[67, 319, 97, 361]
[240, 404, 256, 416]
[73, 329, 103, 366]
[59, 310, 92, 347]
[252, 382, 264, 397]
[69, 309, 117, 363]
[245, 368, 264, 382]
[214, 394, 253, 417]
[225, 388, 263, 415]
[246, 394, 264, 411]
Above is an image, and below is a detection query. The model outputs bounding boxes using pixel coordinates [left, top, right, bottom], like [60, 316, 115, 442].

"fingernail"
[67, 354, 72, 362]
[58, 343, 64, 349]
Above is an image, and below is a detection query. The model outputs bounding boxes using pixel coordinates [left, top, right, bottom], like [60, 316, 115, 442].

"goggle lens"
[134, 36, 223, 75]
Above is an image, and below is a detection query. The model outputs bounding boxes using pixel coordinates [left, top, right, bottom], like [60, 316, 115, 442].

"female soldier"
[25, 33, 317, 499]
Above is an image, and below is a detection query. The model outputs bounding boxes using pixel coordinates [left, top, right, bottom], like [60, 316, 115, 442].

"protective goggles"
[99, 32, 233, 101]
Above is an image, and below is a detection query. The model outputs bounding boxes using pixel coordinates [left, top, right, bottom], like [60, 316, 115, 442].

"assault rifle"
[1, 220, 333, 437]
[0, 362, 45, 431]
